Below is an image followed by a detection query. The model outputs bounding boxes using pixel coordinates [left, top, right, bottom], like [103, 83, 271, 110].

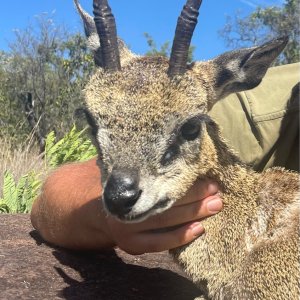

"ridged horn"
[168, 0, 202, 77]
[93, 0, 121, 72]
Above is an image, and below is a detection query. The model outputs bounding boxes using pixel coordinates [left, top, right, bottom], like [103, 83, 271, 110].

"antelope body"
[75, 0, 300, 299]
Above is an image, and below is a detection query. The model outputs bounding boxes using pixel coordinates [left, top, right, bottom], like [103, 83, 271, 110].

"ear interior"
[212, 37, 289, 100]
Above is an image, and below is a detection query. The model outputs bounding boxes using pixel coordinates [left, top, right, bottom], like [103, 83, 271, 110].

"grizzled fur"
[76, 1, 299, 299]
[85, 57, 214, 213]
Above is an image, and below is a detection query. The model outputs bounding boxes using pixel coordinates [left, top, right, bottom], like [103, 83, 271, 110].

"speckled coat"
[76, 1, 299, 299]
[83, 54, 300, 299]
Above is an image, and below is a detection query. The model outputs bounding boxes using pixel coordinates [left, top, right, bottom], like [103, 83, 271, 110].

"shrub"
[45, 126, 97, 167]
[0, 126, 96, 213]
[0, 170, 41, 213]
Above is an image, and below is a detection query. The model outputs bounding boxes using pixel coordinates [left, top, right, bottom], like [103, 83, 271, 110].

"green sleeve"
[208, 62, 299, 172]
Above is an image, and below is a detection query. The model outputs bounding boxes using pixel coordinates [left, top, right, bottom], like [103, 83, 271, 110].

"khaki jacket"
[209, 63, 299, 171]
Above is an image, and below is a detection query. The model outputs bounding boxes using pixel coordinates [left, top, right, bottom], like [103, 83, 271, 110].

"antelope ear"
[210, 37, 288, 100]
[74, 0, 136, 67]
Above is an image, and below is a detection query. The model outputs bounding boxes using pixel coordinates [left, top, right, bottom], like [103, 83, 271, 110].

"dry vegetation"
[0, 134, 47, 198]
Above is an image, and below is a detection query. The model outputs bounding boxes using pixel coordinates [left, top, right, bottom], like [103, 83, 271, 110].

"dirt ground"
[0, 214, 200, 299]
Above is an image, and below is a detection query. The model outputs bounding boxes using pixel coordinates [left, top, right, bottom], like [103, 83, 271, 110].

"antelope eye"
[180, 119, 201, 141]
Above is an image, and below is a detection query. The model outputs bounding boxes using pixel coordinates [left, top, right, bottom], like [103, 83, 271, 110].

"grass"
[0, 133, 46, 213]
[0, 133, 46, 199]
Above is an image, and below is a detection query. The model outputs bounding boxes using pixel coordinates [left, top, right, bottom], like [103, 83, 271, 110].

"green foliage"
[45, 126, 97, 167]
[220, 0, 300, 65]
[144, 33, 171, 57]
[0, 14, 95, 145]
[0, 170, 41, 213]
[1, 126, 97, 213]
[144, 33, 195, 63]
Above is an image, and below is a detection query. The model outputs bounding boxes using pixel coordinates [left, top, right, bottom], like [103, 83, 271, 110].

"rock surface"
[0, 214, 200, 299]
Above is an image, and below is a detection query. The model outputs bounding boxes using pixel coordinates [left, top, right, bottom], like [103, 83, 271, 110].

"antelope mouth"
[116, 197, 172, 223]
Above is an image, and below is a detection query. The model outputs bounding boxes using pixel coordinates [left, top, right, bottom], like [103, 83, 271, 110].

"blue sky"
[0, 0, 283, 61]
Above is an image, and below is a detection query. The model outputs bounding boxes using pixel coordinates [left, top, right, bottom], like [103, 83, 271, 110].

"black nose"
[103, 169, 142, 216]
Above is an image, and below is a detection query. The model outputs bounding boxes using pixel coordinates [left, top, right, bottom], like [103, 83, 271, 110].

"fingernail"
[207, 198, 223, 213]
[207, 182, 219, 195]
[190, 222, 204, 236]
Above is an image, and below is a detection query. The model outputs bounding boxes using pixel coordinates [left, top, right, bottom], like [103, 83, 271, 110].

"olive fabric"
[209, 63, 299, 172]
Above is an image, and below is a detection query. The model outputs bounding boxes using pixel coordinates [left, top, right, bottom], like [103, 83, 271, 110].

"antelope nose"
[103, 169, 141, 216]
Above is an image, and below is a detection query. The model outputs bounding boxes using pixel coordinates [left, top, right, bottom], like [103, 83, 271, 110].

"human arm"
[31, 158, 222, 254]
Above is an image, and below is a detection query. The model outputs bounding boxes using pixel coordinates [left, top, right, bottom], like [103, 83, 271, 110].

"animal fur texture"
[75, 1, 299, 299]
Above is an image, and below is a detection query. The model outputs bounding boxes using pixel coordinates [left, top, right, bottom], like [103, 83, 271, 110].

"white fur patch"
[226, 59, 245, 82]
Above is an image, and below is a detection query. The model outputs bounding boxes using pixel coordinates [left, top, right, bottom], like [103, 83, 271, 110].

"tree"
[144, 33, 195, 63]
[0, 52, 11, 129]
[0, 14, 94, 145]
[219, 0, 300, 65]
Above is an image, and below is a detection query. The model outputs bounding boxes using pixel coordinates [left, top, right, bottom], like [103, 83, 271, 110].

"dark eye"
[161, 144, 180, 166]
[180, 119, 201, 141]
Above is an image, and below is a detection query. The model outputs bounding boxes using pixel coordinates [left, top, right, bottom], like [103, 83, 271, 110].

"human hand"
[31, 159, 222, 253]
[104, 179, 222, 255]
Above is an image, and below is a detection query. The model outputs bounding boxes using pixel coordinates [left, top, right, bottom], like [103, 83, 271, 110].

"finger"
[137, 195, 222, 231]
[120, 222, 205, 255]
[175, 179, 220, 206]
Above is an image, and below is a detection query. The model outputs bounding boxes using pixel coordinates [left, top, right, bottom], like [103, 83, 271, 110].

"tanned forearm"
[31, 158, 115, 250]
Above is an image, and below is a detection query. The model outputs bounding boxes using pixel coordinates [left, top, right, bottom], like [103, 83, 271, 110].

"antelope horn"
[168, 0, 202, 77]
[93, 0, 121, 71]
